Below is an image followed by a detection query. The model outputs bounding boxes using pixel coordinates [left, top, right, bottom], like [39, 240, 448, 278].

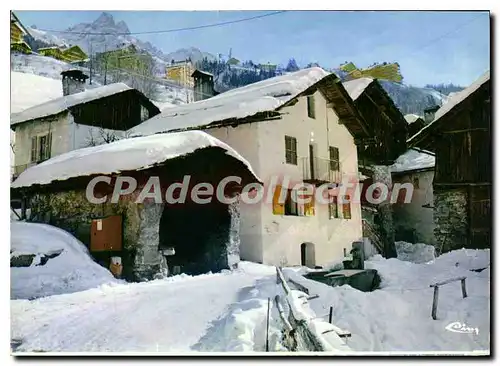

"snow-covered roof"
[391, 149, 435, 173]
[192, 69, 213, 77]
[404, 114, 422, 124]
[11, 72, 63, 114]
[11, 130, 259, 189]
[128, 67, 330, 136]
[342, 78, 374, 101]
[409, 70, 490, 143]
[11, 83, 132, 126]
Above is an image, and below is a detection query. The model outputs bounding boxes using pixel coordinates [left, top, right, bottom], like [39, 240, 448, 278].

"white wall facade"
[208, 89, 363, 267]
[392, 170, 436, 245]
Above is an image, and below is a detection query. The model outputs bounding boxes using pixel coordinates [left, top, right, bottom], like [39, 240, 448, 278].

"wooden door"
[90, 215, 123, 252]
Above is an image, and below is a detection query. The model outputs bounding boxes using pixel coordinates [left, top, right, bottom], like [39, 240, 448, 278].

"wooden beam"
[364, 92, 395, 128]
[441, 128, 488, 134]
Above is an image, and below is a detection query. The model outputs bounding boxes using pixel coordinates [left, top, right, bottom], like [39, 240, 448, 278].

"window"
[413, 176, 420, 189]
[342, 195, 352, 219]
[329, 146, 339, 171]
[285, 136, 297, 165]
[284, 189, 298, 216]
[31, 133, 52, 163]
[329, 196, 339, 219]
[140, 105, 149, 121]
[307, 95, 316, 119]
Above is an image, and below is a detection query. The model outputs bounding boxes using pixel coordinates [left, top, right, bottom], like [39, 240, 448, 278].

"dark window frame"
[285, 135, 298, 165]
[307, 95, 316, 119]
[329, 146, 340, 171]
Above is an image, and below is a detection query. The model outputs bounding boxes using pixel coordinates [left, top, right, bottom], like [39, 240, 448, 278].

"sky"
[17, 10, 490, 87]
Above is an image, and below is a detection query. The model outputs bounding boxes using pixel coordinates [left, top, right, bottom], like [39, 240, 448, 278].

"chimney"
[192, 69, 216, 102]
[423, 105, 440, 124]
[61, 70, 89, 96]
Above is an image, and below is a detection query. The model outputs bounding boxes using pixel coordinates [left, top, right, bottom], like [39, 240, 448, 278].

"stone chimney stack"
[61, 69, 89, 96]
[423, 105, 440, 124]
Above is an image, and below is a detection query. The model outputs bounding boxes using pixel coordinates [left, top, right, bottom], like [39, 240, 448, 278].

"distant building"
[340, 61, 403, 83]
[10, 12, 32, 54]
[10, 70, 160, 178]
[165, 59, 195, 88]
[192, 69, 218, 102]
[38, 45, 88, 64]
[96, 44, 152, 76]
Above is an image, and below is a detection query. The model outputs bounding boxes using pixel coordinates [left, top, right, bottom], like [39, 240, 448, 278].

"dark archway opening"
[159, 200, 231, 276]
[300, 242, 316, 268]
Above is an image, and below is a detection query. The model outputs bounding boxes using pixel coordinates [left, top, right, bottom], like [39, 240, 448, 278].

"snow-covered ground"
[285, 245, 490, 353]
[11, 261, 285, 353]
[11, 222, 119, 300]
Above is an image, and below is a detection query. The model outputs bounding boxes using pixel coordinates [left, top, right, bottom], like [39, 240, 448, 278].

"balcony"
[300, 156, 342, 186]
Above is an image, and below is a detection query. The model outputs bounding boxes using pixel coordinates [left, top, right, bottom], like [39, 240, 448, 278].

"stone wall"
[433, 188, 468, 253]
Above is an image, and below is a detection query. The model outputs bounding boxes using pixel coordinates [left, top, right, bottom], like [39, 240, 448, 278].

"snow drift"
[11, 222, 119, 300]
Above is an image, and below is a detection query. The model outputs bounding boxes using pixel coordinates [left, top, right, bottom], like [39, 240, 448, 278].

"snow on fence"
[430, 276, 468, 320]
[275, 267, 351, 352]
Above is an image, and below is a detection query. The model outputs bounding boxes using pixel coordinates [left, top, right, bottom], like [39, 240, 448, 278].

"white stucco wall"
[207, 89, 363, 267]
[392, 170, 436, 245]
[13, 113, 72, 169]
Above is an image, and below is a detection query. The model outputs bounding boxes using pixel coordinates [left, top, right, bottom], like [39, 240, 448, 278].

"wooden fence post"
[431, 285, 439, 320]
[461, 278, 468, 298]
[266, 297, 271, 352]
[328, 306, 333, 324]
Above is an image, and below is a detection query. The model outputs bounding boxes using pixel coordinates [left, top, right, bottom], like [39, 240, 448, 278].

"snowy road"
[11, 263, 280, 353]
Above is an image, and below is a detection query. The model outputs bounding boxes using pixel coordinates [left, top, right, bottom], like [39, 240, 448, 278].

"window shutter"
[30, 137, 38, 163]
[47, 132, 52, 159]
[342, 195, 352, 219]
[272, 185, 285, 215]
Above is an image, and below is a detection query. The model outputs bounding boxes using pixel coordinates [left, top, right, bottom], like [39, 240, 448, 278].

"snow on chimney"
[61, 69, 89, 96]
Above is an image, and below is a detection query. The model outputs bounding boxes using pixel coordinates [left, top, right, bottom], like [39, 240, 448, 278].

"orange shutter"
[272, 185, 285, 215]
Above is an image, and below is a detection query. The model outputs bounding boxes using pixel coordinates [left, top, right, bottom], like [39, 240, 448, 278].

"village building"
[165, 59, 195, 88]
[405, 114, 425, 137]
[192, 69, 219, 102]
[10, 70, 160, 178]
[10, 12, 32, 55]
[341, 77, 408, 258]
[38, 45, 89, 64]
[11, 131, 261, 281]
[408, 70, 491, 253]
[128, 68, 373, 268]
[391, 149, 436, 245]
[95, 44, 153, 77]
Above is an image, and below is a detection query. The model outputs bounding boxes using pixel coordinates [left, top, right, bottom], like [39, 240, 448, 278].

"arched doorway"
[300, 242, 316, 268]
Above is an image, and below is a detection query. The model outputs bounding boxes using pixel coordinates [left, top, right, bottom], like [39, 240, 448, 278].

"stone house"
[11, 131, 260, 281]
[128, 67, 373, 268]
[10, 70, 160, 179]
[391, 149, 436, 246]
[408, 70, 491, 252]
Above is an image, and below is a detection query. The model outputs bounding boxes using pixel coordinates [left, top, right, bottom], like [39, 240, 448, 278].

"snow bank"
[11, 82, 131, 125]
[128, 67, 330, 136]
[284, 248, 490, 353]
[391, 148, 435, 173]
[342, 78, 374, 101]
[396, 241, 436, 264]
[11, 222, 119, 300]
[12, 130, 259, 188]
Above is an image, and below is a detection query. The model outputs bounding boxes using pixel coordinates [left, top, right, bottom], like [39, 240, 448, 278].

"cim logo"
[445, 322, 479, 335]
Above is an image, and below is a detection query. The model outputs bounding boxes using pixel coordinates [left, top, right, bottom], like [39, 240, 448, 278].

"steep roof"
[404, 114, 423, 124]
[11, 83, 132, 126]
[129, 67, 368, 138]
[11, 130, 260, 189]
[342, 78, 374, 101]
[408, 70, 490, 144]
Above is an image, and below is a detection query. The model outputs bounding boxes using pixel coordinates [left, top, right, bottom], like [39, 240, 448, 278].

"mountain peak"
[94, 12, 115, 27]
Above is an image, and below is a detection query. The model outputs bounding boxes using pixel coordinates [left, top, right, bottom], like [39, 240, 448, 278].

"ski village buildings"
[10, 66, 491, 281]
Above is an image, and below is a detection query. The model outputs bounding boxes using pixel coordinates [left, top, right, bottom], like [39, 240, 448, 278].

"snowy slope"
[129, 67, 330, 136]
[11, 222, 119, 300]
[11, 262, 284, 352]
[12, 130, 260, 189]
[284, 247, 490, 353]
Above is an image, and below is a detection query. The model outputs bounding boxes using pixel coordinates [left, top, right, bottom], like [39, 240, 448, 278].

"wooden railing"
[362, 219, 384, 254]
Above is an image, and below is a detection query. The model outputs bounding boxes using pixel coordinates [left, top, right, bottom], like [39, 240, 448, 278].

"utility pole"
[88, 39, 93, 85]
[104, 44, 108, 85]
